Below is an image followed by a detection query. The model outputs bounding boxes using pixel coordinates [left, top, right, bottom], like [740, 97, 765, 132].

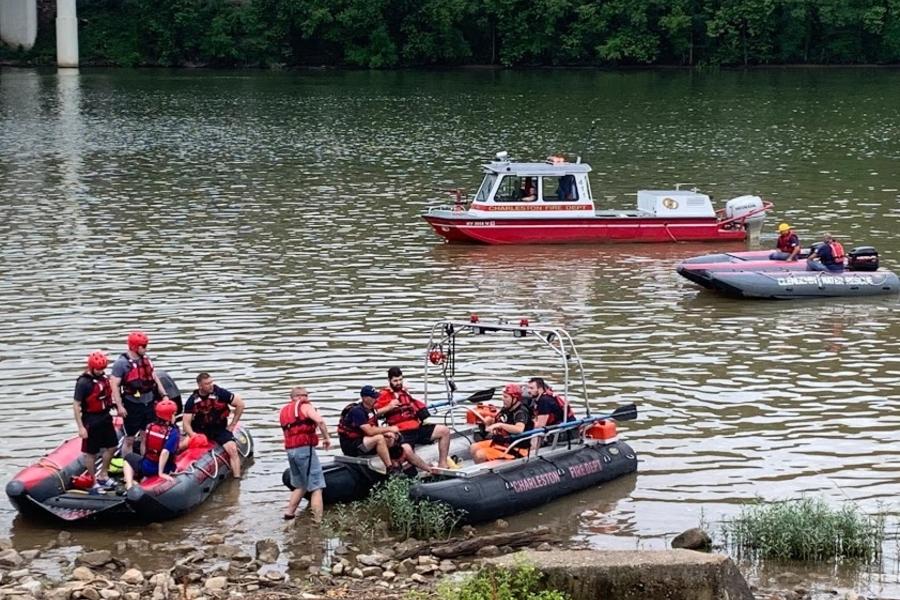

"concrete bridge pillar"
[0, 0, 38, 50]
[56, 0, 78, 68]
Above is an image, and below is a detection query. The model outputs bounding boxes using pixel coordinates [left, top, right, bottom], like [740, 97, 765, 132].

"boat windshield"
[475, 174, 496, 202]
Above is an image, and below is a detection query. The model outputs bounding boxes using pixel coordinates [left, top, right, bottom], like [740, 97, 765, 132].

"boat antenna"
[579, 117, 602, 162]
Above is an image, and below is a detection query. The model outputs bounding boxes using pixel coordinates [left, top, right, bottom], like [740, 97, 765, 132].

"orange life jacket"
[280, 399, 318, 449]
[377, 388, 426, 431]
[830, 241, 845, 262]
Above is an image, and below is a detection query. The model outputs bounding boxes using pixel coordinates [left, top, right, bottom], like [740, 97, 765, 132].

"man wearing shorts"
[339, 386, 435, 474]
[110, 331, 171, 456]
[374, 367, 450, 469]
[183, 372, 246, 479]
[73, 351, 118, 489]
[280, 386, 331, 522]
[470, 384, 532, 463]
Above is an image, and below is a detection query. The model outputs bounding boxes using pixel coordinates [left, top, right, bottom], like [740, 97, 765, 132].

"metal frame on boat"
[408, 316, 638, 522]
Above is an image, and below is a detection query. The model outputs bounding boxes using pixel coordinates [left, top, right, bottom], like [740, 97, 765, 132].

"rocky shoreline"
[0, 527, 876, 600]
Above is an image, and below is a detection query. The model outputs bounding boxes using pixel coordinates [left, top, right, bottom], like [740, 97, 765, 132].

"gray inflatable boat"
[707, 269, 900, 299]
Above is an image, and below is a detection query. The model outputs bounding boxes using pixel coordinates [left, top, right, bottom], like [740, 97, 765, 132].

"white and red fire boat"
[422, 152, 772, 245]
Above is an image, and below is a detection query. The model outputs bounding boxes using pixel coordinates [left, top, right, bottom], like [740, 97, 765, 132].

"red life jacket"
[776, 232, 798, 253]
[830, 241, 845, 262]
[379, 389, 426, 431]
[280, 399, 318, 449]
[337, 402, 376, 441]
[190, 390, 230, 432]
[78, 373, 112, 414]
[144, 421, 174, 463]
[120, 353, 155, 397]
[534, 392, 577, 427]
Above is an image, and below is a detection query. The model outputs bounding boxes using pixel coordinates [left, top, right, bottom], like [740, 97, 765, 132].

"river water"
[1, 67, 899, 594]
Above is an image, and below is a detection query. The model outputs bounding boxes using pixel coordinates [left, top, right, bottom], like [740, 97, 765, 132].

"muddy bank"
[0, 526, 878, 600]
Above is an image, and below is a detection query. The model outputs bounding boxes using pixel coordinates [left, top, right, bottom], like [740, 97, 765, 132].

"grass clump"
[324, 476, 463, 541]
[722, 497, 885, 562]
[437, 563, 570, 600]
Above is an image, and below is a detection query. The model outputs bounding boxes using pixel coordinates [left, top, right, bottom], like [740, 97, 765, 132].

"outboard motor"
[725, 195, 765, 223]
[848, 246, 879, 272]
[725, 195, 765, 238]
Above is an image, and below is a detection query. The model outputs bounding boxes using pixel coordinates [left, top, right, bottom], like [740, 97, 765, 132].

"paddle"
[428, 387, 496, 410]
[506, 403, 638, 442]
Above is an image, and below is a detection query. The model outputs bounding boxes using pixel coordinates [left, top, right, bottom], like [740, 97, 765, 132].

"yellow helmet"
[777, 223, 791, 233]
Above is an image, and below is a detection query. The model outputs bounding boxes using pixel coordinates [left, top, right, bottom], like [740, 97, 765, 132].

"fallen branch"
[395, 526, 554, 560]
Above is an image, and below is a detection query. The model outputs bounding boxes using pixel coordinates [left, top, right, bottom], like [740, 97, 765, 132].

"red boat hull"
[423, 214, 748, 245]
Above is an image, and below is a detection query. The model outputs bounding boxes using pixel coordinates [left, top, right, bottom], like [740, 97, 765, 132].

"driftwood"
[395, 526, 554, 560]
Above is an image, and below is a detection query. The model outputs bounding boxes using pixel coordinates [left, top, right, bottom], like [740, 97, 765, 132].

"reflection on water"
[1, 67, 900, 594]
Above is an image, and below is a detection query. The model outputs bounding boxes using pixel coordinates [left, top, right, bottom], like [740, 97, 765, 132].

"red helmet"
[71, 473, 94, 490]
[154, 399, 177, 421]
[503, 383, 522, 400]
[87, 351, 108, 371]
[127, 331, 149, 351]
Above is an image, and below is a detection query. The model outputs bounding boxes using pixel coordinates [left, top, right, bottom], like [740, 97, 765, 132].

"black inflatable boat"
[6, 420, 253, 523]
[283, 318, 639, 523]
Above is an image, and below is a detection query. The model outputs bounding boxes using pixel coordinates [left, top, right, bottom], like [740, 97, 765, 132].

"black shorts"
[123, 399, 155, 437]
[340, 437, 370, 457]
[400, 424, 436, 448]
[339, 435, 405, 458]
[81, 417, 118, 454]
[201, 428, 235, 446]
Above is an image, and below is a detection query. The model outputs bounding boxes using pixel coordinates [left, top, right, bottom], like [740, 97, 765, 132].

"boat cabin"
[467, 152, 719, 219]
[468, 152, 596, 217]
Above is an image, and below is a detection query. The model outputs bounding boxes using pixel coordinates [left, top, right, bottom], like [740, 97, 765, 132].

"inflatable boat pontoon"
[6, 419, 253, 523]
[285, 318, 638, 523]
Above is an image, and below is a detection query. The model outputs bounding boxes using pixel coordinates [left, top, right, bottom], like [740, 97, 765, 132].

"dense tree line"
[12, 0, 900, 67]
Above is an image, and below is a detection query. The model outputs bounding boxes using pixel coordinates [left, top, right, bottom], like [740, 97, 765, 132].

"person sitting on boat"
[470, 384, 533, 463]
[770, 223, 801, 261]
[339, 385, 435, 474]
[557, 175, 577, 201]
[110, 331, 172, 457]
[806, 233, 845, 273]
[375, 367, 451, 469]
[73, 351, 118, 490]
[183, 372, 246, 479]
[122, 399, 179, 490]
[280, 386, 331, 522]
[528, 377, 577, 444]
[519, 177, 537, 202]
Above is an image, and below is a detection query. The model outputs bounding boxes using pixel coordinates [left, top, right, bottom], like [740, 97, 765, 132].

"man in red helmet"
[122, 399, 180, 490]
[110, 331, 171, 456]
[73, 351, 118, 489]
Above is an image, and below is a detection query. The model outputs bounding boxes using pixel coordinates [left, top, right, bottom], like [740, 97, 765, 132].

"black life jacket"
[189, 389, 230, 431]
[337, 402, 376, 441]
[77, 373, 112, 414]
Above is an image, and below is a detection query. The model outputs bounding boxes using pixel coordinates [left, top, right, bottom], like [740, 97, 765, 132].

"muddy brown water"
[1, 67, 899, 595]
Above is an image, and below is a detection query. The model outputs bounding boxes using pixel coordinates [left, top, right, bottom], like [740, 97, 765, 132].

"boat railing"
[426, 188, 469, 214]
